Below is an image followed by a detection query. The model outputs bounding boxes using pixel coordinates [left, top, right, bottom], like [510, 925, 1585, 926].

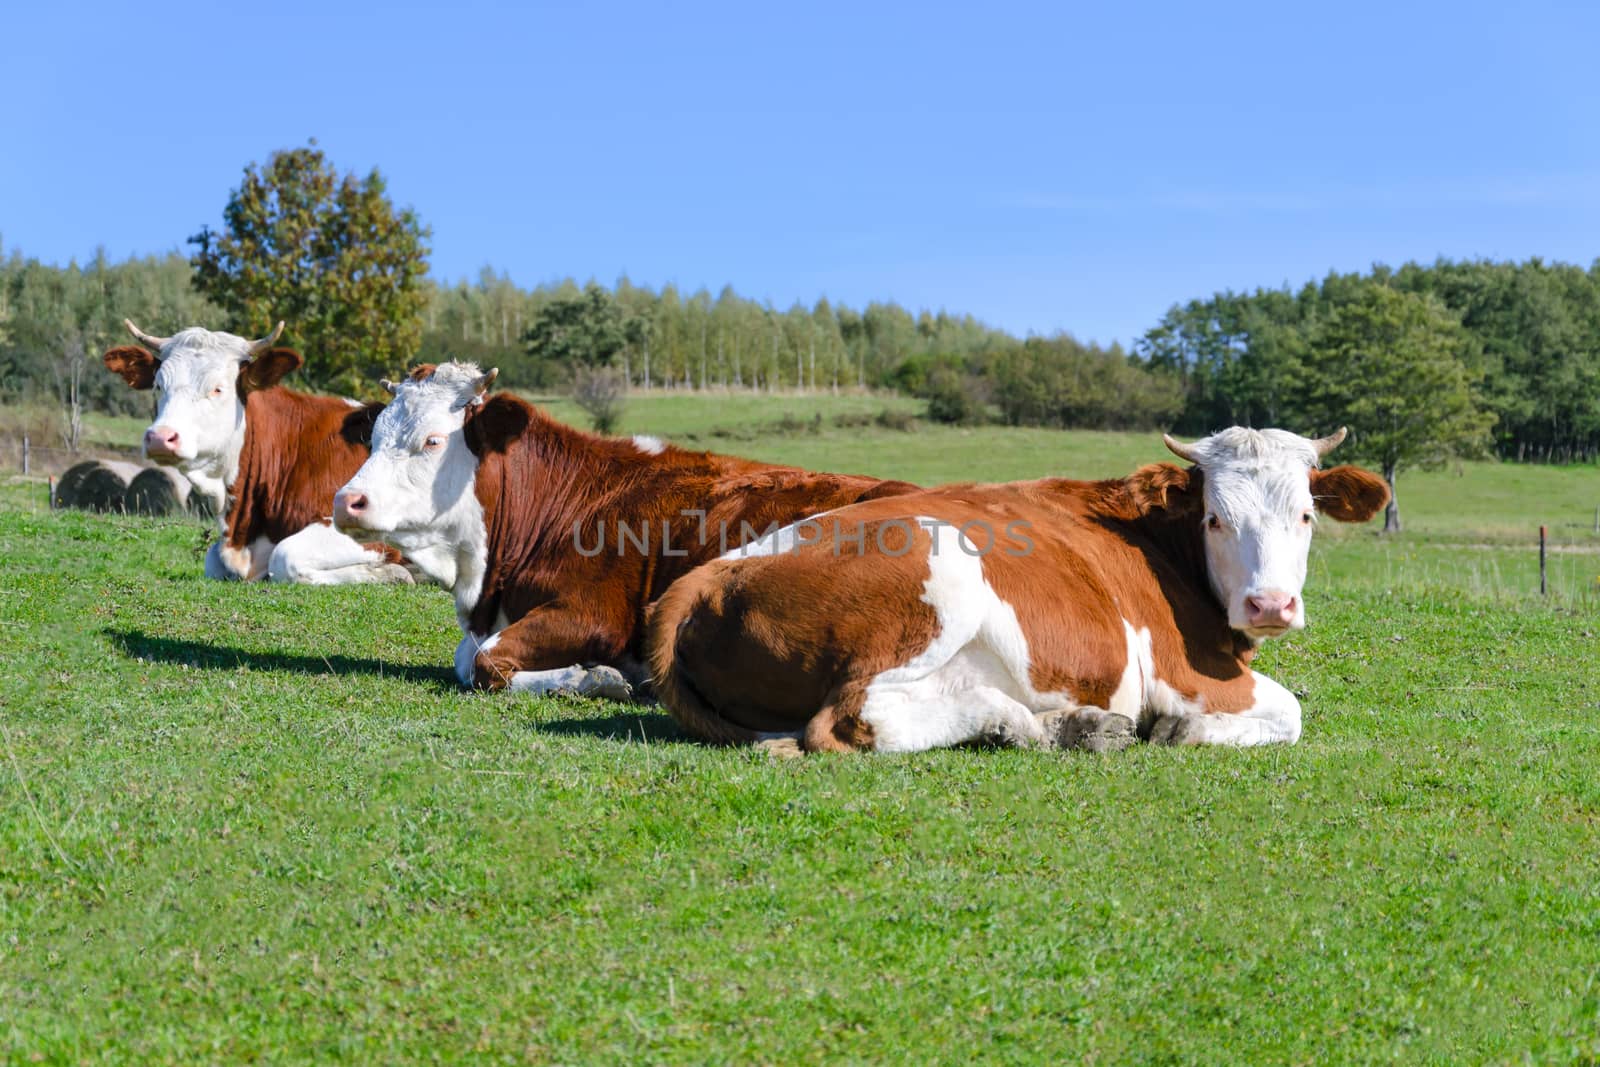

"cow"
[646, 426, 1390, 753]
[330, 361, 918, 700]
[101, 320, 413, 584]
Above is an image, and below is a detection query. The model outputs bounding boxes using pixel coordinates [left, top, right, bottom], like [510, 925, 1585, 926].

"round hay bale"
[74, 460, 143, 513]
[54, 460, 104, 509]
[188, 482, 218, 520]
[125, 465, 192, 516]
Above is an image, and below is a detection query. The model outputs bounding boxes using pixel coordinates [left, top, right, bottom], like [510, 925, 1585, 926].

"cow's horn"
[475, 367, 499, 394]
[124, 319, 172, 350]
[1162, 433, 1201, 464]
[1312, 426, 1348, 459]
[246, 321, 285, 357]
[380, 378, 400, 396]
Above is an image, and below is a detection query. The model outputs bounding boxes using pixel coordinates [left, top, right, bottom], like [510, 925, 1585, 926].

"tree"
[189, 141, 432, 393]
[521, 282, 626, 377]
[1303, 285, 1495, 532]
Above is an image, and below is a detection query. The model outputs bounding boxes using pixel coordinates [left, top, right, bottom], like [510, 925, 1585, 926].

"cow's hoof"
[1042, 710, 1137, 753]
[1146, 713, 1198, 746]
[578, 666, 634, 702]
[756, 736, 805, 760]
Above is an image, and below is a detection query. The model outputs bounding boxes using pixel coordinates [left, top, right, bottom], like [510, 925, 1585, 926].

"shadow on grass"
[104, 628, 461, 692]
[529, 709, 695, 746]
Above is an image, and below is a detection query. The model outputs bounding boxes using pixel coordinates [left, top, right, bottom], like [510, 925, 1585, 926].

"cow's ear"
[238, 348, 303, 393]
[1310, 465, 1389, 522]
[103, 346, 159, 389]
[340, 403, 383, 447]
[463, 394, 529, 456]
[1126, 462, 1200, 516]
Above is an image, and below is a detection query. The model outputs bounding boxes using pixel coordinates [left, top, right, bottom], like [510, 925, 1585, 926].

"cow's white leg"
[860, 682, 1044, 753]
[209, 535, 274, 581]
[455, 632, 489, 687]
[1147, 671, 1302, 747]
[266, 525, 413, 585]
[203, 541, 235, 581]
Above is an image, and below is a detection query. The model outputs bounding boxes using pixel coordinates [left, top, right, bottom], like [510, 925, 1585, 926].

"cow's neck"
[183, 408, 246, 522]
[463, 406, 738, 629]
[1115, 491, 1257, 661]
[448, 506, 490, 628]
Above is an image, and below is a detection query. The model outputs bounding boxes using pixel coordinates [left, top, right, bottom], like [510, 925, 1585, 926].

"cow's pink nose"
[1245, 592, 1298, 628]
[144, 426, 180, 455]
[333, 491, 368, 527]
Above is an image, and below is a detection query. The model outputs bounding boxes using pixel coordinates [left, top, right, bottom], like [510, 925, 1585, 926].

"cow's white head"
[102, 320, 297, 481]
[1156, 427, 1388, 640]
[333, 362, 498, 585]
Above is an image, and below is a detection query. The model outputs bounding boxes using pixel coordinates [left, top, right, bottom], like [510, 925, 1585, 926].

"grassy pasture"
[3, 392, 1599, 1063]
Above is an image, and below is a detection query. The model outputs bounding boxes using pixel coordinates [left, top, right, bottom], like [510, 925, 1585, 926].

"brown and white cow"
[331, 361, 918, 699]
[102, 320, 411, 584]
[647, 427, 1390, 753]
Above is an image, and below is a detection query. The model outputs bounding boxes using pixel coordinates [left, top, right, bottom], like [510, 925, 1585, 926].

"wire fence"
[10, 434, 142, 477]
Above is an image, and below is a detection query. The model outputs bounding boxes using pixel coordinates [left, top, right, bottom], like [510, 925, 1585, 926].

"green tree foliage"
[1301, 287, 1494, 531]
[10, 221, 1597, 462]
[923, 365, 990, 425]
[520, 283, 626, 381]
[991, 337, 1184, 430]
[189, 143, 431, 393]
[0, 244, 220, 438]
[1141, 259, 1600, 464]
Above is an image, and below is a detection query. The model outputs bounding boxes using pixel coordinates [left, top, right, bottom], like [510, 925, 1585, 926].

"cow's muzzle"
[332, 490, 370, 531]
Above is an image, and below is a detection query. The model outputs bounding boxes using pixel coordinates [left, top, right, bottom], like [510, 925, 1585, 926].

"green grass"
[532, 388, 922, 443]
[3, 394, 1600, 1062]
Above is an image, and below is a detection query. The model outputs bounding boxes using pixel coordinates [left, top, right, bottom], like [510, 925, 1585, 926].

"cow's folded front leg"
[1145, 672, 1302, 747]
[470, 604, 634, 701]
[495, 664, 634, 701]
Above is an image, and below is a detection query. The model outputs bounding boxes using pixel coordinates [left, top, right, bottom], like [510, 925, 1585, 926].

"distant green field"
[3, 391, 1599, 1062]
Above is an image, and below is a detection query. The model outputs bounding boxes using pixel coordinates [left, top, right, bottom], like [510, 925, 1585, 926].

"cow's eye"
[210, 385, 225, 398]
[1205, 514, 1221, 531]
[1301, 511, 1315, 525]
[422, 435, 446, 452]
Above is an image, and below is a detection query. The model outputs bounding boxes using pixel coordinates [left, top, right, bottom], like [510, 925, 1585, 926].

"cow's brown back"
[462, 394, 918, 668]
[648, 471, 1262, 745]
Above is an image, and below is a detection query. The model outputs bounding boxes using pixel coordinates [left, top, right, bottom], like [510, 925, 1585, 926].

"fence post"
[48, 474, 56, 509]
[21, 434, 29, 475]
[1539, 524, 1548, 596]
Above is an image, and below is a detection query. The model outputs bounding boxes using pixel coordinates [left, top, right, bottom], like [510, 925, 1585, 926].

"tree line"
[1141, 259, 1600, 464]
[2, 143, 1596, 491]
[5, 242, 1596, 461]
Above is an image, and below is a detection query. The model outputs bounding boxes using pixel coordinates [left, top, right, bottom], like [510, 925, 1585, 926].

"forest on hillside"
[2, 240, 1597, 462]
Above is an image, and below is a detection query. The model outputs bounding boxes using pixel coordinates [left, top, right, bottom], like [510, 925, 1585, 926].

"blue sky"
[5, 0, 1597, 346]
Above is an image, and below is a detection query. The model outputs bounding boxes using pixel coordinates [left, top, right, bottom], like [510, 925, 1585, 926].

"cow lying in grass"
[331, 361, 918, 700]
[648, 427, 1390, 753]
[102, 320, 412, 584]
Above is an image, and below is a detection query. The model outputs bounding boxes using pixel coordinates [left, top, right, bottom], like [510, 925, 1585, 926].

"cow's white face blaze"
[1169, 428, 1342, 640]
[102, 322, 292, 496]
[144, 329, 254, 468]
[334, 363, 496, 589]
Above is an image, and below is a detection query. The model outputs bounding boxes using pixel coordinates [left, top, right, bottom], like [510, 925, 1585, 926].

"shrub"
[875, 409, 918, 432]
[571, 366, 628, 434]
[924, 366, 990, 425]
